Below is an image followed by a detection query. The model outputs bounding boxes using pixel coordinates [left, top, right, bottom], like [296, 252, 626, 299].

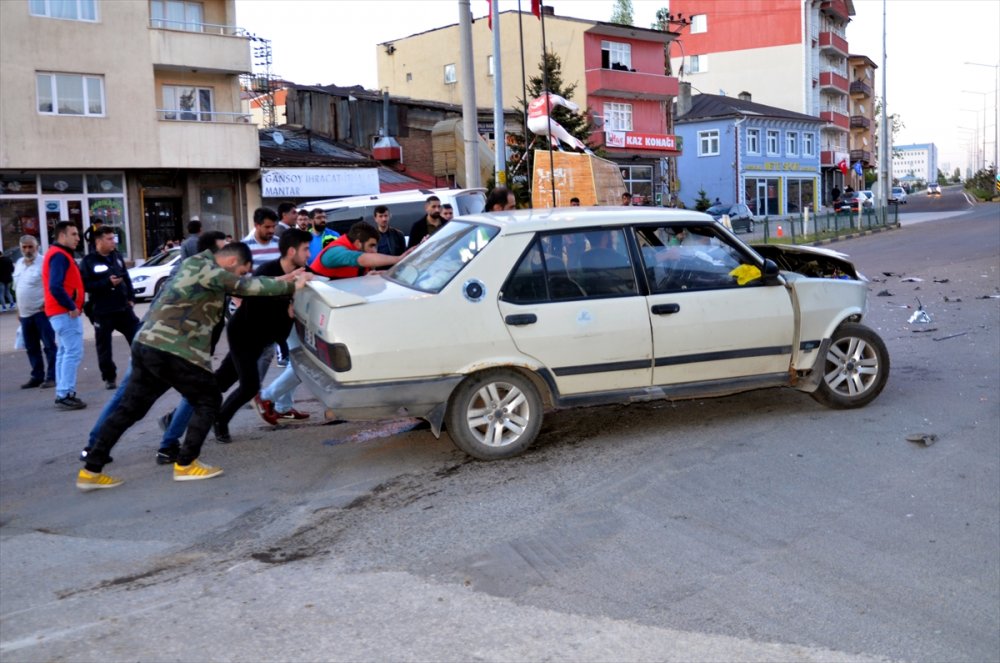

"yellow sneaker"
[76, 469, 124, 492]
[173, 459, 224, 482]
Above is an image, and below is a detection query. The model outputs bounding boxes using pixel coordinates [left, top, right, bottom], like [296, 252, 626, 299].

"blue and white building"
[891, 143, 938, 186]
[675, 90, 825, 215]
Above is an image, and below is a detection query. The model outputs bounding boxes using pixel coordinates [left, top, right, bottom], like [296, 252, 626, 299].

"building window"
[36, 73, 105, 116]
[766, 130, 779, 155]
[405, 72, 412, 82]
[161, 85, 213, 121]
[487, 55, 494, 77]
[698, 130, 720, 157]
[603, 102, 633, 132]
[746, 128, 760, 154]
[601, 41, 631, 70]
[689, 55, 708, 74]
[150, 0, 204, 31]
[444, 63, 457, 84]
[690, 14, 707, 33]
[29, 0, 97, 21]
[786, 131, 798, 156]
[803, 132, 815, 157]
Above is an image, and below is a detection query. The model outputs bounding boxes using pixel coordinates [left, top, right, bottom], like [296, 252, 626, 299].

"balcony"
[818, 71, 849, 95]
[585, 68, 678, 101]
[850, 80, 872, 97]
[820, 110, 850, 130]
[850, 149, 872, 164]
[818, 31, 849, 57]
[157, 115, 258, 169]
[820, 150, 848, 167]
[850, 116, 871, 130]
[150, 22, 251, 74]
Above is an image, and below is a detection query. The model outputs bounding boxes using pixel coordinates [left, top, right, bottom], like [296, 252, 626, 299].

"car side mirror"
[762, 259, 781, 284]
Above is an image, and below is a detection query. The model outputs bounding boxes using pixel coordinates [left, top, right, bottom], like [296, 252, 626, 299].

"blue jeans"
[49, 312, 84, 398]
[261, 329, 301, 413]
[20, 312, 57, 382]
[88, 362, 132, 448]
[0, 282, 13, 307]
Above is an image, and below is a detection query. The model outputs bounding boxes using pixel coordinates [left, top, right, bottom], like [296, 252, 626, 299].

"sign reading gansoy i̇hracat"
[261, 168, 380, 198]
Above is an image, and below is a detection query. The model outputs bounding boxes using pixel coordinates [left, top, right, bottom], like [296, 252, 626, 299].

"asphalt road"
[1, 198, 997, 662]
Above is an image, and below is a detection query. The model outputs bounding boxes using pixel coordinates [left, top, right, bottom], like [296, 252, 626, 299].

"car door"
[633, 223, 795, 386]
[498, 228, 653, 396]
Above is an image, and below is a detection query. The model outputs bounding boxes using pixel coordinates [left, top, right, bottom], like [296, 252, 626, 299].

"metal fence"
[735, 206, 900, 245]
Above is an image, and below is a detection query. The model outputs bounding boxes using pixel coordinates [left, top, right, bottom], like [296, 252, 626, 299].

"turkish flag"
[532, 0, 542, 18]
[487, 0, 492, 29]
[837, 159, 848, 176]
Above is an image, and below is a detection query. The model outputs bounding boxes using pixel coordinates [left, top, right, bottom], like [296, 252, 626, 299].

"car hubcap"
[824, 336, 880, 396]
[466, 381, 530, 447]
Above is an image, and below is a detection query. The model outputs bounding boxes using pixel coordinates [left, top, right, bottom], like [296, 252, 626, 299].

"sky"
[236, 0, 1000, 174]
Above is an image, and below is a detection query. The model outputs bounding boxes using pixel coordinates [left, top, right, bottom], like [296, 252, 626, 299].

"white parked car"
[889, 187, 908, 204]
[292, 208, 889, 460]
[129, 248, 181, 300]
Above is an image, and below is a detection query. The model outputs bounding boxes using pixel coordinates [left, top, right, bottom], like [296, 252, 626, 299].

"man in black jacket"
[212, 228, 311, 443]
[81, 226, 139, 389]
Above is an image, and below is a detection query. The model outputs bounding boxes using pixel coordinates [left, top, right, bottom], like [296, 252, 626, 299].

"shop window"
[29, 0, 97, 21]
[1, 174, 39, 196]
[86, 174, 124, 194]
[41, 174, 84, 194]
[36, 73, 105, 116]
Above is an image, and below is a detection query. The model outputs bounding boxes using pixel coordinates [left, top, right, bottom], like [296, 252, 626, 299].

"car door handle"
[651, 303, 680, 315]
[505, 313, 537, 326]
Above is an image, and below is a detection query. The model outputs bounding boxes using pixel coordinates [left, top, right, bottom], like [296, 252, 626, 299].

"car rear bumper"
[291, 346, 463, 422]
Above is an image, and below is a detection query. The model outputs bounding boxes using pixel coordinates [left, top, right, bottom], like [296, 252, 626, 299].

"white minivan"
[302, 188, 487, 241]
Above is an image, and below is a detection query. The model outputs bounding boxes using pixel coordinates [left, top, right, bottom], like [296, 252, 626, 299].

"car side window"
[635, 224, 762, 293]
[502, 229, 637, 303]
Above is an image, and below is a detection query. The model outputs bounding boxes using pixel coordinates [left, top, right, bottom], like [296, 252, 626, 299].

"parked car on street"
[292, 208, 889, 460]
[927, 183, 942, 197]
[835, 191, 873, 214]
[889, 187, 908, 204]
[129, 248, 181, 300]
[705, 202, 756, 233]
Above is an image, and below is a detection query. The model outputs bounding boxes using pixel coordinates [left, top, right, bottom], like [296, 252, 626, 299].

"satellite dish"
[272, 131, 285, 145]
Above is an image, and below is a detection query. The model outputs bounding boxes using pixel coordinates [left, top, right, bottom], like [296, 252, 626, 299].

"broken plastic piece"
[901, 277, 924, 282]
[908, 309, 932, 324]
[933, 332, 968, 341]
[906, 433, 938, 447]
[877, 289, 893, 297]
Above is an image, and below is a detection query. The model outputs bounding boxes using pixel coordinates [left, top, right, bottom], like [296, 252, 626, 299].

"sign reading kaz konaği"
[261, 168, 379, 198]
[605, 131, 678, 151]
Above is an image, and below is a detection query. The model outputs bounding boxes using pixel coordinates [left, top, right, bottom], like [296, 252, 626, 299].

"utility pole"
[458, 0, 481, 188]
[878, 0, 889, 223]
[491, 0, 505, 187]
[965, 62, 1000, 172]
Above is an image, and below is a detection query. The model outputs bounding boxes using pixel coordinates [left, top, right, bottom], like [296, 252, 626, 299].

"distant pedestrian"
[308, 208, 339, 260]
[83, 218, 103, 253]
[407, 196, 444, 249]
[275, 201, 297, 238]
[0, 253, 14, 311]
[373, 205, 406, 257]
[179, 218, 203, 260]
[569, 197, 581, 206]
[81, 226, 139, 390]
[244, 207, 281, 270]
[43, 221, 87, 410]
[296, 209, 312, 231]
[440, 203, 455, 222]
[12, 236, 56, 389]
[621, 192, 632, 206]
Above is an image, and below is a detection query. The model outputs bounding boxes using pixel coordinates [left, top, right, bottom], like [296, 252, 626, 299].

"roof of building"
[676, 94, 823, 124]
[291, 83, 516, 116]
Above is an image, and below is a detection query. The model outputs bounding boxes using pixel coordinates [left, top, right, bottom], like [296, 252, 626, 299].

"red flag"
[837, 159, 848, 176]
[487, 0, 492, 30]
[532, 0, 542, 19]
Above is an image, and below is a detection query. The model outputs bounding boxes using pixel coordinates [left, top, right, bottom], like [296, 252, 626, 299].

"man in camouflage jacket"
[77, 241, 311, 491]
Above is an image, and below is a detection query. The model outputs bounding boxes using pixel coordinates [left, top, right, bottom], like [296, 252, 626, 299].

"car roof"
[301, 187, 486, 210]
[456, 207, 713, 235]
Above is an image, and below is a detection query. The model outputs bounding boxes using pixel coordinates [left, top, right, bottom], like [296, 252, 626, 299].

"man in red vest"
[309, 221, 405, 277]
[43, 221, 87, 410]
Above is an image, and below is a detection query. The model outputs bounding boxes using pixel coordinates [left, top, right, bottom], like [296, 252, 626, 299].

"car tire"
[811, 322, 889, 409]
[445, 369, 543, 460]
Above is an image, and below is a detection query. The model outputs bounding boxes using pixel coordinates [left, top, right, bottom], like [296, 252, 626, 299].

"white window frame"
[444, 63, 457, 85]
[603, 102, 633, 132]
[601, 40, 632, 70]
[690, 14, 707, 33]
[803, 132, 815, 157]
[746, 128, 761, 155]
[487, 55, 494, 77]
[786, 131, 798, 156]
[698, 130, 720, 157]
[689, 54, 708, 74]
[36, 72, 105, 117]
[29, 0, 97, 22]
[161, 85, 214, 122]
[766, 129, 780, 155]
[150, 0, 205, 32]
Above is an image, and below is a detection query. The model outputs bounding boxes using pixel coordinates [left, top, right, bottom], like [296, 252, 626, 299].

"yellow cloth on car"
[730, 264, 762, 286]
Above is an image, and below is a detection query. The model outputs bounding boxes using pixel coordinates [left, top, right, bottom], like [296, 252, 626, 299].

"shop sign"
[745, 162, 817, 172]
[605, 131, 678, 151]
[261, 168, 379, 198]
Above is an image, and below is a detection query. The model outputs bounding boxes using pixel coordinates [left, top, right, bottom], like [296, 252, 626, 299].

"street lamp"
[962, 90, 991, 171]
[960, 108, 983, 171]
[964, 61, 1000, 171]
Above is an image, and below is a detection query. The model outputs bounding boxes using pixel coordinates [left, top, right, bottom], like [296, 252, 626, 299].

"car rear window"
[387, 221, 498, 293]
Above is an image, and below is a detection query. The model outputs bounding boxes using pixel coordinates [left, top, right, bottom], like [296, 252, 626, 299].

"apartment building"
[847, 54, 877, 172]
[892, 143, 939, 185]
[377, 8, 681, 204]
[667, 0, 865, 204]
[0, 0, 259, 260]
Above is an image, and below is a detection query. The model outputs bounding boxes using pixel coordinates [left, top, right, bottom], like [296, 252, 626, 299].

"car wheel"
[811, 322, 889, 409]
[445, 369, 543, 460]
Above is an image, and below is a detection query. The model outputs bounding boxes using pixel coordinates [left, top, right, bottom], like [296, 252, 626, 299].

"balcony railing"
[849, 80, 872, 97]
[850, 149, 872, 163]
[818, 71, 849, 95]
[157, 110, 252, 123]
[818, 30, 848, 56]
[820, 110, 850, 130]
[150, 18, 247, 36]
[850, 116, 871, 129]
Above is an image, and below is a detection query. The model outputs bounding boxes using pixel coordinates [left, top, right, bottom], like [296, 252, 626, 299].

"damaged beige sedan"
[293, 208, 889, 460]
